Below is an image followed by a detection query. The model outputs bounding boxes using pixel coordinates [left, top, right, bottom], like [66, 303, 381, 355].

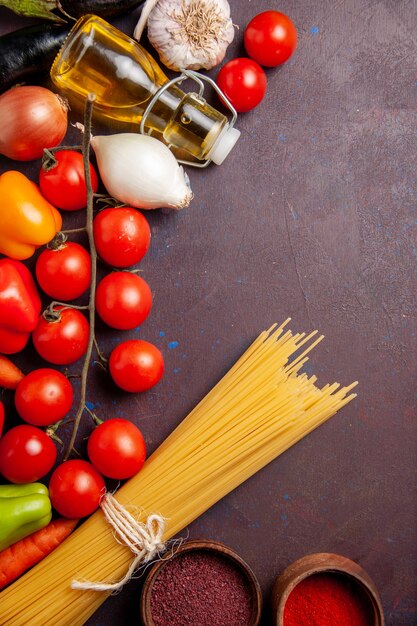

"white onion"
[91, 133, 193, 210]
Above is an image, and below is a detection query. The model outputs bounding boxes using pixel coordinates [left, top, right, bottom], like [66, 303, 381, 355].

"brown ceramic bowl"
[141, 539, 262, 626]
[271, 552, 384, 626]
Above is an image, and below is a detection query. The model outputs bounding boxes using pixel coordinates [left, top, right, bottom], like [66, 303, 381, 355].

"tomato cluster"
[216, 10, 297, 113]
[0, 145, 164, 519]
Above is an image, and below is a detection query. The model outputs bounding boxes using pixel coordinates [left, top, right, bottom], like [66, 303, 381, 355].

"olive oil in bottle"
[51, 15, 240, 164]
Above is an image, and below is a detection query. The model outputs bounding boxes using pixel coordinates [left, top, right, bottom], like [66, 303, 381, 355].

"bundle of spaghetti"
[0, 320, 357, 626]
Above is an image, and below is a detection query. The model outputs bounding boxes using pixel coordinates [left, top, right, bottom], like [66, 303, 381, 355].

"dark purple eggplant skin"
[59, 0, 143, 19]
[0, 24, 70, 92]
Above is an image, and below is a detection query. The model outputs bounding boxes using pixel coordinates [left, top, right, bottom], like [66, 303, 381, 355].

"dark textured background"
[0, 1, 416, 624]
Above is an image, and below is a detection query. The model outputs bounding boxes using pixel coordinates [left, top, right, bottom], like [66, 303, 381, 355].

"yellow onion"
[0, 86, 68, 161]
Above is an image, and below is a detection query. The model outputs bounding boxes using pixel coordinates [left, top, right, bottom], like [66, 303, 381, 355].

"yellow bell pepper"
[0, 171, 62, 260]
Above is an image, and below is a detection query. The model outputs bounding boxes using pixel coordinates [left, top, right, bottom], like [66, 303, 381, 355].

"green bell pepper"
[0, 483, 52, 550]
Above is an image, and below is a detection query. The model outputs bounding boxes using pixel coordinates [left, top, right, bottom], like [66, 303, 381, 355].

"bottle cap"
[208, 125, 241, 165]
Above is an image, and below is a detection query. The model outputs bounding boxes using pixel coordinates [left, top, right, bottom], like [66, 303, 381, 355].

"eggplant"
[59, 0, 143, 18]
[0, 24, 69, 92]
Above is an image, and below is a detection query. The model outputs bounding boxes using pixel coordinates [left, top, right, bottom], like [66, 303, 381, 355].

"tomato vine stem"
[42, 145, 83, 171]
[61, 227, 87, 235]
[64, 92, 97, 461]
[93, 337, 108, 364]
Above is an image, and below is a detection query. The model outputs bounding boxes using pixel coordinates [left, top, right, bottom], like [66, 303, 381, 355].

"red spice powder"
[150, 550, 253, 626]
[283, 572, 374, 626]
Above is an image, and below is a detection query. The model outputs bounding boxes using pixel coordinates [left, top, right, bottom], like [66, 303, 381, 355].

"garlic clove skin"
[141, 0, 235, 72]
[91, 133, 193, 210]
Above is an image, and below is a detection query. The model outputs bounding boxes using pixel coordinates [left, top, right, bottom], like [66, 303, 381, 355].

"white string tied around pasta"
[71, 493, 166, 592]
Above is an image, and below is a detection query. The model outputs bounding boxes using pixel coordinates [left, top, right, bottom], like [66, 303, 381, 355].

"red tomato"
[39, 150, 98, 211]
[0, 401, 4, 438]
[36, 242, 91, 301]
[32, 307, 89, 365]
[93, 208, 151, 268]
[96, 272, 152, 330]
[49, 459, 105, 518]
[244, 11, 297, 67]
[109, 340, 164, 393]
[87, 418, 146, 479]
[0, 425, 57, 483]
[216, 58, 267, 113]
[15, 368, 73, 426]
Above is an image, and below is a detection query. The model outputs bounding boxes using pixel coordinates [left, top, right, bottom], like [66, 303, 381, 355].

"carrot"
[0, 355, 24, 389]
[0, 517, 78, 590]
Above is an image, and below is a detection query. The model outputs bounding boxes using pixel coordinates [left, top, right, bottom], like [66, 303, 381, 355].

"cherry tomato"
[216, 58, 267, 113]
[96, 272, 152, 331]
[0, 425, 57, 483]
[32, 307, 89, 365]
[39, 150, 98, 211]
[36, 242, 91, 301]
[87, 418, 146, 479]
[93, 208, 151, 268]
[109, 340, 164, 393]
[244, 11, 297, 67]
[15, 368, 73, 426]
[49, 459, 105, 518]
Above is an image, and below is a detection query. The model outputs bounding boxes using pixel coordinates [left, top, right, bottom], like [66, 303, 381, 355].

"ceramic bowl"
[141, 539, 262, 626]
[271, 552, 384, 626]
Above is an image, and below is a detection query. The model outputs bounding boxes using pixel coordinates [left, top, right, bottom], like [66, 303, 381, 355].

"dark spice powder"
[150, 550, 253, 626]
[283, 572, 374, 626]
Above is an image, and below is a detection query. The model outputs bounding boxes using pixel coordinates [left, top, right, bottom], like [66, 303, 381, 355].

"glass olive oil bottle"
[51, 15, 240, 165]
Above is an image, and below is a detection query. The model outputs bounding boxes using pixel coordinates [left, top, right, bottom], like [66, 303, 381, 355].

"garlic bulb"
[134, 0, 235, 71]
[91, 133, 193, 210]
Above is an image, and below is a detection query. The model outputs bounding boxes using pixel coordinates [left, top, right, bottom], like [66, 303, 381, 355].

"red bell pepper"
[0, 259, 41, 354]
[0, 355, 24, 389]
[0, 401, 4, 438]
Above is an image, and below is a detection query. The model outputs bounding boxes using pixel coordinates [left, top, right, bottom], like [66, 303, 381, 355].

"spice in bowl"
[141, 540, 262, 626]
[283, 572, 375, 626]
[272, 553, 384, 626]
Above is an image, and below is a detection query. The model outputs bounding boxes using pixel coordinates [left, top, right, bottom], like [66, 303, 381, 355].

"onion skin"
[0, 86, 68, 161]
